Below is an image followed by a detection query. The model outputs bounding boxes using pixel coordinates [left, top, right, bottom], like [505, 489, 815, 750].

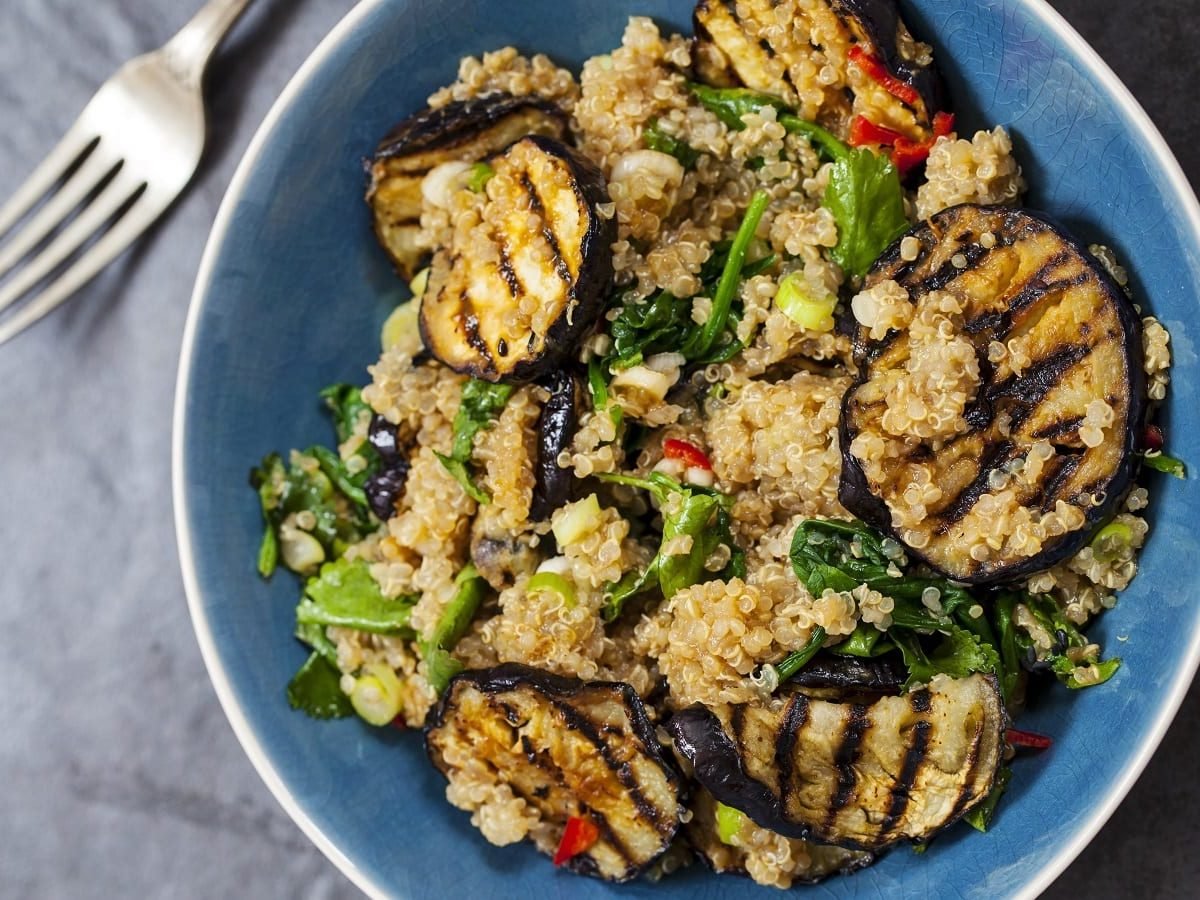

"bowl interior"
[175, 1, 1200, 897]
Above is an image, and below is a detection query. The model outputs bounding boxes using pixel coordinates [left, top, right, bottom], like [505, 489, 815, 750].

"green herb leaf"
[1021, 594, 1122, 689]
[688, 84, 789, 131]
[436, 379, 515, 503]
[658, 492, 724, 598]
[1141, 451, 1187, 479]
[419, 563, 488, 694]
[823, 148, 910, 278]
[287, 652, 354, 719]
[774, 626, 828, 682]
[964, 766, 1012, 833]
[644, 119, 701, 168]
[320, 384, 373, 445]
[896, 627, 1001, 688]
[602, 558, 661, 623]
[256, 525, 278, 578]
[296, 558, 417, 635]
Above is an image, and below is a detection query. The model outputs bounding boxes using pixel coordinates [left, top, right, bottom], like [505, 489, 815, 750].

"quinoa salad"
[249, 1, 1184, 888]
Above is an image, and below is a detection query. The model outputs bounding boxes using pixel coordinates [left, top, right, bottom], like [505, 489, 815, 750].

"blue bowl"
[173, 1, 1200, 897]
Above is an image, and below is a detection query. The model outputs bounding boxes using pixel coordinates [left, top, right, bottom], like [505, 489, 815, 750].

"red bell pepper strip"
[663, 438, 713, 471]
[1006, 727, 1053, 750]
[847, 112, 955, 176]
[553, 815, 600, 866]
[848, 45, 921, 107]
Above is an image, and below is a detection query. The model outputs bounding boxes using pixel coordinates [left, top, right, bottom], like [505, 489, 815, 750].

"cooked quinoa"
[253, 7, 1178, 891]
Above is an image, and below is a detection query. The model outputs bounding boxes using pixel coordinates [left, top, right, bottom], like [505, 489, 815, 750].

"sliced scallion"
[774, 272, 837, 332]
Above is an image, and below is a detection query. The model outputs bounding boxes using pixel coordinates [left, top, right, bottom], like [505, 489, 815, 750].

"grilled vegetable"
[787, 653, 907, 693]
[530, 370, 580, 521]
[840, 205, 1146, 584]
[425, 664, 683, 881]
[367, 94, 568, 279]
[685, 787, 874, 882]
[692, 0, 942, 143]
[420, 135, 615, 381]
[470, 517, 540, 591]
[668, 673, 1005, 850]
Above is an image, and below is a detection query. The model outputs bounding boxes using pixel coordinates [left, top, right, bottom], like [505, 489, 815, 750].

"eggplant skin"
[786, 653, 906, 694]
[668, 674, 1006, 851]
[839, 204, 1146, 585]
[366, 94, 568, 279]
[420, 135, 615, 382]
[529, 370, 580, 521]
[692, 0, 943, 142]
[685, 787, 875, 884]
[425, 664, 683, 882]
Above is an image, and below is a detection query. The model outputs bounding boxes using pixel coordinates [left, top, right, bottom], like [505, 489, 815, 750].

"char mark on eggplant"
[840, 204, 1146, 584]
[668, 673, 1006, 851]
[692, 0, 943, 143]
[419, 136, 614, 382]
[425, 664, 683, 882]
[366, 94, 568, 279]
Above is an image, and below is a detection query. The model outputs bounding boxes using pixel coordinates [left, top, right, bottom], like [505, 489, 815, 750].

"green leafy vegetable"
[287, 652, 354, 719]
[597, 472, 741, 621]
[688, 84, 909, 278]
[1141, 451, 1187, 479]
[893, 628, 1000, 687]
[773, 626, 828, 682]
[420, 563, 489, 694]
[587, 356, 624, 431]
[435, 379, 515, 503]
[295, 558, 417, 636]
[831, 622, 894, 658]
[644, 119, 701, 168]
[964, 766, 1012, 833]
[1020, 594, 1122, 689]
[320, 383, 373, 445]
[256, 525, 278, 579]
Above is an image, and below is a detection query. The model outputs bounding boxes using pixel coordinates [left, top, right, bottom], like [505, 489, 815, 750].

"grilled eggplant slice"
[840, 204, 1146, 584]
[686, 787, 874, 883]
[787, 653, 906, 694]
[668, 673, 1005, 851]
[420, 136, 615, 382]
[425, 664, 683, 882]
[693, 0, 942, 142]
[530, 370, 580, 521]
[366, 94, 568, 279]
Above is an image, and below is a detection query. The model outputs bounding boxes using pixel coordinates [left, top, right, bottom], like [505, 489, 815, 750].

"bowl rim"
[172, 1, 1200, 897]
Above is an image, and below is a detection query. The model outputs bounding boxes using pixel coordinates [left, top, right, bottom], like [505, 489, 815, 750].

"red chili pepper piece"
[848, 45, 921, 107]
[553, 815, 600, 866]
[1006, 727, 1053, 750]
[933, 111, 956, 138]
[848, 115, 907, 148]
[1143, 424, 1164, 452]
[663, 438, 713, 471]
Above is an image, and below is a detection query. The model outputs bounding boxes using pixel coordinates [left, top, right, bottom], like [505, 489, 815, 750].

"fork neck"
[162, 0, 256, 87]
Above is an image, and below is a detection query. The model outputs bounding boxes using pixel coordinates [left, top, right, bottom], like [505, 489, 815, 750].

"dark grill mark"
[774, 694, 810, 811]
[910, 240, 993, 295]
[496, 337, 508, 357]
[550, 698, 673, 838]
[496, 244, 523, 298]
[519, 172, 573, 287]
[1036, 452, 1083, 513]
[1032, 415, 1083, 440]
[461, 311, 491, 358]
[934, 440, 1015, 532]
[823, 705, 870, 835]
[987, 342, 1094, 428]
[910, 689, 932, 713]
[878, 719, 932, 839]
[948, 723, 985, 821]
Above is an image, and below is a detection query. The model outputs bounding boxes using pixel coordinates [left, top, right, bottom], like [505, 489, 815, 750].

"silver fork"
[0, 0, 255, 346]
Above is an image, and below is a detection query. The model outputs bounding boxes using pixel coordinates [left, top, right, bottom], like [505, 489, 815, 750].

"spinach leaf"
[320, 384, 373, 445]
[287, 652, 354, 719]
[435, 379, 515, 503]
[964, 766, 1012, 833]
[894, 628, 1001, 688]
[295, 558, 417, 636]
[597, 472, 742, 621]
[822, 148, 910, 278]
[606, 291, 695, 371]
[831, 622, 894, 658]
[419, 563, 489, 694]
[644, 118, 701, 168]
[1020, 594, 1121, 689]
[773, 626, 828, 682]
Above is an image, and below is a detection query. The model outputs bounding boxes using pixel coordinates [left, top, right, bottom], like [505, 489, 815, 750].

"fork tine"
[0, 145, 121, 280]
[0, 192, 164, 348]
[0, 122, 99, 240]
[0, 173, 147, 320]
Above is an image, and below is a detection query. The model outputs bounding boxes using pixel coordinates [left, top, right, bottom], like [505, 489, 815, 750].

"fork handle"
[163, 0, 256, 86]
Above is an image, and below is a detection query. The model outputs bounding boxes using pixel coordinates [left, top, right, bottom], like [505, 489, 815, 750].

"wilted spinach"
[435, 378, 515, 503]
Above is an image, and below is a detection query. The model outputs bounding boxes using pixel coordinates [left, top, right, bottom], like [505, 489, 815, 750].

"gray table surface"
[1, 1, 1196, 897]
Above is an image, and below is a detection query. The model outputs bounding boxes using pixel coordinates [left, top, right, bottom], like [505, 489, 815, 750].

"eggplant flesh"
[692, 0, 942, 142]
[420, 135, 614, 382]
[668, 673, 1005, 851]
[686, 787, 874, 883]
[366, 94, 568, 279]
[425, 664, 683, 882]
[840, 204, 1146, 584]
[470, 515, 540, 591]
[529, 370, 580, 521]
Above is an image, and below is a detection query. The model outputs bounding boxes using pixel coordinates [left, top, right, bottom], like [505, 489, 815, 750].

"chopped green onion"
[527, 571, 577, 608]
[381, 299, 421, 353]
[1089, 520, 1133, 562]
[774, 272, 837, 332]
[552, 494, 603, 546]
[279, 527, 326, 574]
[257, 525, 278, 578]
[715, 802, 746, 845]
[409, 266, 430, 297]
[467, 162, 495, 192]
[349, 662, 404, 726]
[1142, 451, 1187, 479]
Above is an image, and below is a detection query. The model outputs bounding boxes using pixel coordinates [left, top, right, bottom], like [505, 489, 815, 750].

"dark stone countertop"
[0, 1, 1195, 896]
